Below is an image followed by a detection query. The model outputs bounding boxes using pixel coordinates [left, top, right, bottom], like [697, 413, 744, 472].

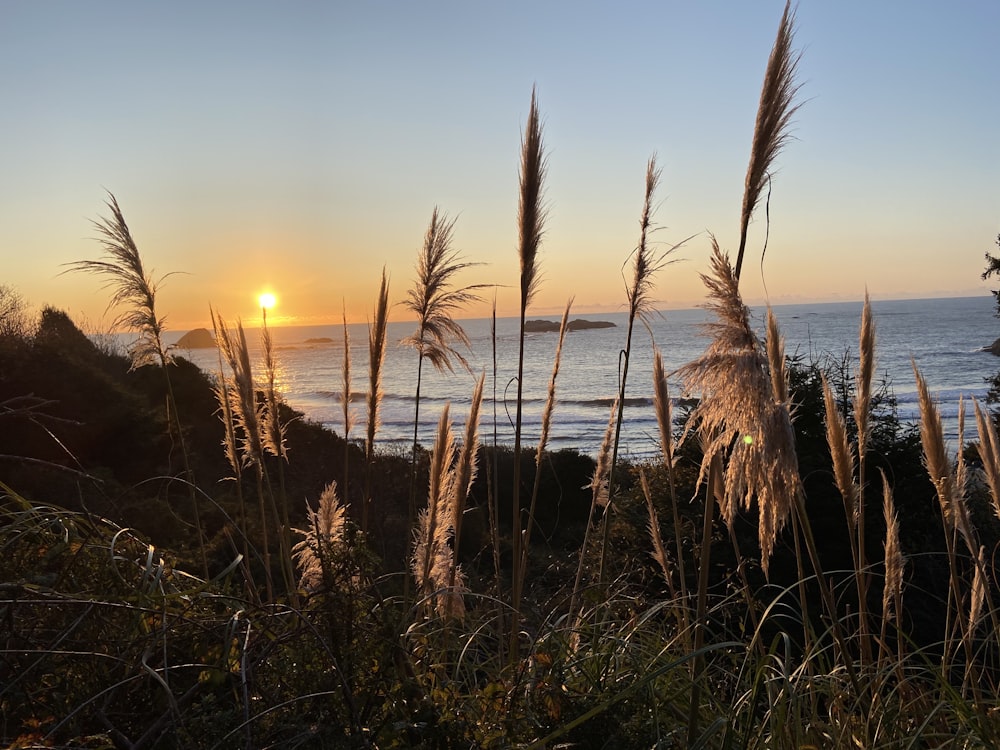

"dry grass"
[293, 481, 347, 592]
[973, 398, 1000, 518]
[518, 86, 546, 309]
[450, 371, 485, 592]
[823, 374, 858, 540]
[602, 154, 682, 582]
[511, 87, 548, 652]
[679, 241, 800, 573]
[410, 401, 475, 620]
[641, 467, 675, 597]
[64, 192, 172, 370]
[364, 268, 390, 532]
[734, 0, 801, 281]
[402, 208, 483, 374]
[341, 303, 353, 496]
[914, 363, 976, 555]
[879, 469, 904, 641]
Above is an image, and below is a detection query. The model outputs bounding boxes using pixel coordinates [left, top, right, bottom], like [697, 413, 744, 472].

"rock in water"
[176, 328, 216, 349]
[523, 318, 616, 333]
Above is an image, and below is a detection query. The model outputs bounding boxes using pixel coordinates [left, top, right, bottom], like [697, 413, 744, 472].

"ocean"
[165, 296, 1000, 459]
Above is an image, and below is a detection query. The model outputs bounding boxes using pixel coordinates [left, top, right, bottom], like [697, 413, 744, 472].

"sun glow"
[258, 292, 277, 310]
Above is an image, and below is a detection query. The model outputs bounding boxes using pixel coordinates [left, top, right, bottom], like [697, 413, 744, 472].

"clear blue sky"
[1, 1, 997, 329]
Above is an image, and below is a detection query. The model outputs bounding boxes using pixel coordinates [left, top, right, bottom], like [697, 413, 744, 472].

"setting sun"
[258, 292, 277, 310]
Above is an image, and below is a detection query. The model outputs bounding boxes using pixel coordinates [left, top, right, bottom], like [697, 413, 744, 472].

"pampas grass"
[410, 399, 477, 620]
[293, 481, 347, 592]
[679, 241, 800, 573]
[65, 192, 173, 370]
[853, 292, 876, 662]
[879, 469, 904, 662]
[210, 321, 251, 586]
[449, 372, 484, 593]
[602, 154, 681, 583]
[914, 363, 976, 555]
[734, 0, 802, 281]
[402, 208, 483, 376]
[67, 192, 206, 574]
[524, 299, 572, 549]
[513, 299, 571, 618]
[512, 88, 547, 643]
[652, 348, 687, 605]
[973, 398, 1000, 518]
[570, 397, 618, 617]
[260, 306, 295, 595]
[517, 87, 546, 311]
[214, 311, 275, 600]
[823, 374, 859, 561]
[363, 268, 390, 533]
[403, 207, 484, 573]
[412, 405, 454, 609]
[340, 303, 353, 497]
[641, 467, 675, 598]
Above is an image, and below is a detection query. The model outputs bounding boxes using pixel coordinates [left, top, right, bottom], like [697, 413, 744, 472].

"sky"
[1, 1, 998, 330]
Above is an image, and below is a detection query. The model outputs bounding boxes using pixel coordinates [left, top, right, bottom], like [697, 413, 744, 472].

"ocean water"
[165, 296, 1000, 459]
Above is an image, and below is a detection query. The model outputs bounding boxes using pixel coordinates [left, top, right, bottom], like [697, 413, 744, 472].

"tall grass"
[65, 192, 206, 576]
[363, 268, 390, 534]
[513, 298, 571, 620]
[734, 0, 801, 282]
[260, 305, 296, 597]
[600, 154, 684, 584]
[15, 5, 1000, 747]
[402, 207, 484, 594]
[340, 302, 354, 499]
[511, 87, 546, 655]
[213, 312, 276, 600]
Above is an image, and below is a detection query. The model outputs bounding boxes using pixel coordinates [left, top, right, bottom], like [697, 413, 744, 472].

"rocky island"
[523, 318, 616, 333]
[175, 328, 216, 349]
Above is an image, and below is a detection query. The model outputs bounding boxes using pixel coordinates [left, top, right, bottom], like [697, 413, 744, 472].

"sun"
[258, 292, 277, 310]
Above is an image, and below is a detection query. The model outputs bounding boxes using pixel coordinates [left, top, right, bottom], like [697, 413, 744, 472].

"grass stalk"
[449, 372, 484, 594]
[651, 348, 689, 632]
[341, 302, 353, 501]
[854, 292, 876, 666]
[877, 468, 905, 674]
[65, 192, 207, 577]
[403, 208, 484, 602]
[569, 397, 617, 622]
[488, 295, 502, 599]
[210, 310, 254, 598]
[261, 306, 296, 597]
[511, 87, 546, 660]
[516, 298, 571, 604]
[363, 268, 390, 534]
[601, 155, 678, 584]
[215, 313, 274, 600]
[733, 0, 801, 282]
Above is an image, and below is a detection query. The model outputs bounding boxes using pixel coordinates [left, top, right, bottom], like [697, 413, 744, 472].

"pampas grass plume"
[65, 192, 172, 370]
[973, 398, 1000, 519]
[914, 363, 976, 555]
[734, 1, 801, 281]
[403, 208, 484, 374]
[679, 240, 800, 573]
[641, 468, 675, 595]
[854, 292, 876, 458]
[823, 374, 858, 526]
[367, 268, 390, 457]
[518, 87, 546, 308]
[293, 481, 347, 592]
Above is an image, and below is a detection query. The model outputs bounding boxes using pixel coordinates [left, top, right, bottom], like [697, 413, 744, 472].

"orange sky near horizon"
[2, 2, 997, 333]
